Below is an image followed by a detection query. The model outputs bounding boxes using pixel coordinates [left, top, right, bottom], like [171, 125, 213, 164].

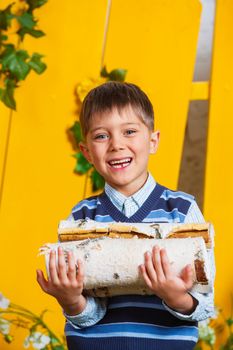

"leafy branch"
[69, 66, 127, 195]
[195, 297, 233, 350]
[0, 292, 67, 349]
[0, 0, 47, 110]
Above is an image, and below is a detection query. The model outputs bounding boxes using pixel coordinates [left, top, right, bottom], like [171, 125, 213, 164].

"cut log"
[40, 236, 212, 296]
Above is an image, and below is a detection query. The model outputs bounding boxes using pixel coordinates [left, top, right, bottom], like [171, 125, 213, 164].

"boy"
[37, 82, 215, 350]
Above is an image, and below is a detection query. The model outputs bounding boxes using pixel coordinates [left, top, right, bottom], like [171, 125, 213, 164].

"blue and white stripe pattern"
[65, 296, 199, 350]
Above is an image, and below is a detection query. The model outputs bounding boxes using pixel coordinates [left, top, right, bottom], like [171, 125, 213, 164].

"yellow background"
[0, 0, 232, 348]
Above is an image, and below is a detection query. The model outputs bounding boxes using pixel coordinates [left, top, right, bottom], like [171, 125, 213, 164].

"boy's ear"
[79, 142, 93, 164]
[150, 130, 160, 154]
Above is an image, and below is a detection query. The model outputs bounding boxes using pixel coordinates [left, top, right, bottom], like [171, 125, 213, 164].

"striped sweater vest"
[66, 183, 198, 350]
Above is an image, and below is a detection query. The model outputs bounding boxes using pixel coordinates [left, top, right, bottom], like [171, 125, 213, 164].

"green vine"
[69, 66, 127, 195]
[0, 0, 47, 110]
[194, 297, 233, 350]
[0, 292, 67, 349]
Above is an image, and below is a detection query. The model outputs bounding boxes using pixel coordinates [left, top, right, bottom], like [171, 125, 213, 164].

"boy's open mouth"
[108, 157, 132, 169]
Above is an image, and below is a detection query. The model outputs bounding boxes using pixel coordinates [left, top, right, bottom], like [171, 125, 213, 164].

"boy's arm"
[63, 296, 107, 328]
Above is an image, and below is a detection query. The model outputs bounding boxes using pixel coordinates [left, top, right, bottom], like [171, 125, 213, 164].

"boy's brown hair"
[80, 81, 154, 137]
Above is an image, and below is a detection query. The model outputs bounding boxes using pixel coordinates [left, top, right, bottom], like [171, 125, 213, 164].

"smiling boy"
[37, 81, 215, 350]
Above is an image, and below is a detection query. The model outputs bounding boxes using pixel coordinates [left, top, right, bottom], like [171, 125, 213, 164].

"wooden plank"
[204, 0, 233, 316]
[104, 0, 202, 189]
[0, 1, 108, 349]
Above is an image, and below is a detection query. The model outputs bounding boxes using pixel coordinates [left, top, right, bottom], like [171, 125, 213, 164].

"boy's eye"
[94, 134, 109, 140]
[125, 129, 137, 135]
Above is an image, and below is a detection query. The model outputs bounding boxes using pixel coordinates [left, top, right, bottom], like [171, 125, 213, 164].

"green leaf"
[70, 121, 83, 143]
[27, 0, 48, 12]
[2, 50, 30, 80]
[73, 152, 92, 174]
[90, 169, 105, 192]
[17, 27, 45, 39]
[28, 53, 47, 74]
[4, 334, 14, 343]
[17, 12, 37, 29]
[50, 337, 59, 344]
[0, 5, 12, 30]
[51, 345, 66, 350]
[0, 33, 8, 42]
[0, 12, 8, 30]
[108, 68, 127, 82]
[227, 318, 233, 326]
[0, 44, 15, 61]
[0, 82, 16, 110]
[100, 66, 127, 82]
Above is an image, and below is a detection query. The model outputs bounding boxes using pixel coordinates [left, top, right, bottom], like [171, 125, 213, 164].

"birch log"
[40, 236, 212, 296]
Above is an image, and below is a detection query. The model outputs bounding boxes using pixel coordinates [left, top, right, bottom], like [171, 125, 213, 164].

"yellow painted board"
[204, 0, 233, 326]
[190, 81, 210, 100]
[104, 0, 202, 190]
[0, 106, 11, 196]
[0, 1, 108, 349]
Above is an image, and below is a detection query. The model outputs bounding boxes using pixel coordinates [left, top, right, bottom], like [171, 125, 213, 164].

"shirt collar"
[104, 173, 156, 211]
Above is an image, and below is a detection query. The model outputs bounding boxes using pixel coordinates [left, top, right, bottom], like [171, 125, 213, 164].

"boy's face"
[80, 106, 160, 196]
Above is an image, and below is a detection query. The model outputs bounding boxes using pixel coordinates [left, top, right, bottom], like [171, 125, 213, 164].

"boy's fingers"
[49, 250, 60, 285]
[67, 251, 76, 279]
[144, 251, 157, 283]
[76, 259, 84, 284]
[181, 265, 194, 289]
[160, 248, 172, 278]
[57, 247, 69, 282]
[139, 264, 153, 289]
[152, 246, 164, 280]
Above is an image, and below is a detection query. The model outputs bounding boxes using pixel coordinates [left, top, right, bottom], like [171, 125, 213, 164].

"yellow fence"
[0, 0, 232, 348]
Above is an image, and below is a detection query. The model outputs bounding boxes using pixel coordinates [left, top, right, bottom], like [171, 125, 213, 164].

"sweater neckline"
[99, 183, 165, 223]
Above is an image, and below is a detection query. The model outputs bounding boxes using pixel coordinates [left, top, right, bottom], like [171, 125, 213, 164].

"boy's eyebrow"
[90, 122, 140, 133]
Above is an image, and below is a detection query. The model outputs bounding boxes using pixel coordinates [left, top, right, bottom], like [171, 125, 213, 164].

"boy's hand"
[139, 246, 197, 314]
[37, 247, 86, 315]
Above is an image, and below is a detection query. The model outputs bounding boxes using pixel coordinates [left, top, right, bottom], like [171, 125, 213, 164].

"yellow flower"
[76, 77, 106, 102]
[11, 0, 29, 16]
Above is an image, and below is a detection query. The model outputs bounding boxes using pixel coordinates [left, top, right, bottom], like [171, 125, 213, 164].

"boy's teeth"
[109, 158, 131, 165]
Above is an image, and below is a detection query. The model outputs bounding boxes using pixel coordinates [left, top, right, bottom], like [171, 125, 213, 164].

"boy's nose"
[109, 136, 125, 151]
